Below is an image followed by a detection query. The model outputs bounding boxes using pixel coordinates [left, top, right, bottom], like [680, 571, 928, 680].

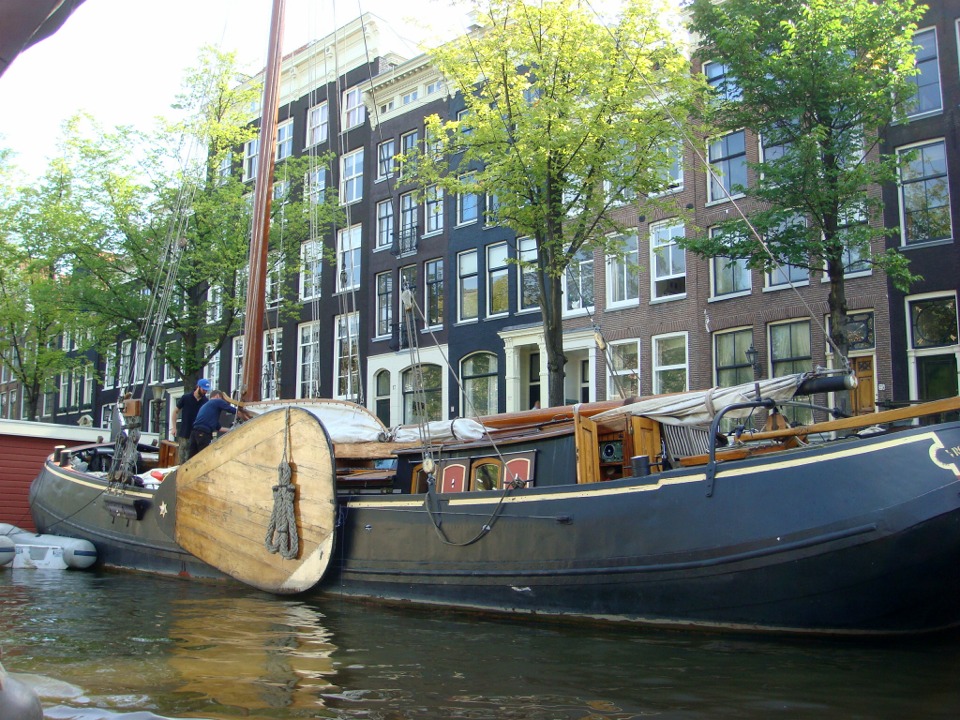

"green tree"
[686, 0, 924, 371]
[410, 0, 705, 407]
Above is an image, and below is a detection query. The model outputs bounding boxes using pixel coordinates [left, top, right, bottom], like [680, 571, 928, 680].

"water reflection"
[2, 568, 960, 719]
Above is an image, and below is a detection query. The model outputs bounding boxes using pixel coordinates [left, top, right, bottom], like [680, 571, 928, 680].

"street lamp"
[745, 344, 761, 379]
[150, 384, 165, 438]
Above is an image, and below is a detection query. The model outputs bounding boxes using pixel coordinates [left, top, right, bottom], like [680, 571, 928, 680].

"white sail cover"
[245, 399, 489, 444]
[591, 373, 808, 427]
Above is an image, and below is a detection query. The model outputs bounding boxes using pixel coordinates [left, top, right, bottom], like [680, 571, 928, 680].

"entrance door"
[917, 354, 959, 423]
[850, 356, 875, 415]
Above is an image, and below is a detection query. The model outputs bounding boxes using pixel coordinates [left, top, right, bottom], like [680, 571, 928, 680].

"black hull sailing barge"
[25, 0, 960, 635]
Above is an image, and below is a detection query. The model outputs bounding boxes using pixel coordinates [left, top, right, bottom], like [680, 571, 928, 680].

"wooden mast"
[241, 0, 286, 403]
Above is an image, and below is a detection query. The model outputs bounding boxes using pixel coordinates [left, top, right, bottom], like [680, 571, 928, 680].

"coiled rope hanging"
[265, 408, 299, 559]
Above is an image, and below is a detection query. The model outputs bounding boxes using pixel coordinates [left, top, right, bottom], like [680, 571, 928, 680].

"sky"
[0, 0, 468, 179]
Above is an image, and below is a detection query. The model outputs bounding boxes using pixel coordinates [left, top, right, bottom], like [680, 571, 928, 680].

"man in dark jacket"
[172, 378, 209, 463]
[187, 390, 250, 459]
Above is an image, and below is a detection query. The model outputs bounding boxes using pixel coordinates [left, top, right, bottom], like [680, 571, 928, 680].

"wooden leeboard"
[175, 407, 336, 594]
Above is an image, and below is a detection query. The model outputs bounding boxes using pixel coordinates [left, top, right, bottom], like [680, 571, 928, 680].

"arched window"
[461, 352, 498, 416]
[374, 370, 391, 427]
[402, 364, 442, 423]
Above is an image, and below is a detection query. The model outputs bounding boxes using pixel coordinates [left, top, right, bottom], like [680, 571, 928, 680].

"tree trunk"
[541, 271, 567, 408]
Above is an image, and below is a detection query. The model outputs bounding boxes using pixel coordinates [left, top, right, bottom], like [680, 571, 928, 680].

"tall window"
[765, 216, 809, 288]
[563, 246, 594, 312]
[651, 219, 686, 300]
[243, 137, 259, 182]
[306, 102, 328, 146]
[231, 336, 244, 396]
[425, 185, 444, 234]
[770, 320, 812, 423]
[262, 329, 282, 400]
[707, 131, 747, 203]
[119, 340, 132, 385]
[342, 86, 365, 128]
[266, 253, 284, 309]
[400, 129, 419, 179]
[337, 224, 361, 292]
[206, 284, 223, 323]
[606, 231, 639, 307]
[457, 173, 479, 225]
[306, 168, 326, 205]
[652, 333, 688, 394]
[300, 239, 322, 301]
[907, 28, 942, 118]
[103, 348, 116, 390]
[402, 364, 442, 423]
[275, 119, 293, 161]
[457, 250, 479, 322]
[297, 321, 322, 398]
[334, 312, 360, 400]
[704, 60, 740, 102]
[487, 243, 509, 316]
[399, 192, 418, 254]
[82, 364, 94, 407]
[377, 138, 396, 179]
[714, 329, 754, 387]
[376, 272, 394, 338]
[462, 352, 498, 416]
[398, 265, 417, 346]
[710, 227, 750, 297]
[340, 148, 364, 204]
[608, 340, 640, 398]
[376, 199, 395, 250]
[59, 371, 70, 410]
[205, 345, 220, 389]
[898, 139, 952, 245]
[424, 259, 444, 327]
[518, 237, 540, 311]
[375, 370, 391, 427]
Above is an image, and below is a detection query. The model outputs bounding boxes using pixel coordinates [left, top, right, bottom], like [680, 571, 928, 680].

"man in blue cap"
[172, 378, 210, 464]
[187, 390, 251, 459]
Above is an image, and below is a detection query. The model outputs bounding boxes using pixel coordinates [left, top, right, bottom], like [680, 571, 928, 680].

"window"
[715, 329, 754, 387]
[909, 296, 958, 349]
[232, 336, 244, 396]
[342, 86, 365, 129]
[306, 168, 326, 205]
[337, 224, 362, 292]
[563, 246, 594, 312]
[400, 130, 418, 178]
[261, 329, 281, 400]
[710, 227, 750, 297]
[266, 253, 284, 309]
[103, 348, 116, 390]
[398, 192, 418, 254]
[898, 139, 952, 245]
[426, 79, 443, 96]
[206, 284, 223, 323]
[205, 345, 220, 388]
[424, 258, 444, 327]
[119, 340, 132, 385]
[462, 352, 498, 416]
[306, 102, 328, 146]
[518, 237, 540, 311]
[340, 148, 364, 204]
[134, 343, 146, 383]
[300, 239, 322, 301]
[334, 313, 360, 400]
[907, 28, 942, 118]
[770, 320, 812, 423]
[765, 216, 809, 288]
[486, 193, 502, 226]
[704, 61, 740, 101]
[376, 271, 394, 338]
[375, 370, 391, 427]
[377, 138, 396, 179]
[707, 131, 747, 203]
[402, 88, 419, 105]
[82, 364, 94, 407]
[100, 403, 114, 431]
[398, 265, 417, 346]
[652, 333, 688, 394]
[59, 371, 70, 410]
[275, 119, 293, 161]
[217, 152, 232, 185]
[376, 199, 395, 250]
[243, 137, 259, 182]
[608, 340, 640, 398]
[425, 185, 444, 234]
[487, 243, 509, 316]
[402, 363, 442, 423]
[457, 250, 479, 322]
[606, 231, 639, 307]
[652, 142, 683, 195]
[651, 219, 686, 300]
[298, 321, 322, 398]
[457, 173, 478, 225]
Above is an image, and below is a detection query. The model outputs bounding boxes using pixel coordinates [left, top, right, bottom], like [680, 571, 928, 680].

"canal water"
[2, 569, 959, 719]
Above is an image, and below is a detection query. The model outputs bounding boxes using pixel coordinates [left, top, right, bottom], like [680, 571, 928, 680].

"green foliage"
[686, 0, 925, 360]
[412, 0, 706, 404]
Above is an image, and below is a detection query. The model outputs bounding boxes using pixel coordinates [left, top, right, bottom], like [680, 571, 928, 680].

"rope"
[264, 408, 299, 558]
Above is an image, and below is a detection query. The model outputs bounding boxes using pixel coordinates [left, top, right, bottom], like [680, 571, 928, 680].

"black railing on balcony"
[393, 224, 419, 256]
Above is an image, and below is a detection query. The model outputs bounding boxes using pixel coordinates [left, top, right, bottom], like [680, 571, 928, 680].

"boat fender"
[0, 527, 97, 570]
[0, 663, 43, 720]
[0, 534, 14, 567]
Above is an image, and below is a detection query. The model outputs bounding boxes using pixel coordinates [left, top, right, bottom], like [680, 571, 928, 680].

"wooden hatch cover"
[175, 407, 337, 594]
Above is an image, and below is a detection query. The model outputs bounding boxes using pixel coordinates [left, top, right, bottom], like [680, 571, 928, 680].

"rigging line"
[582, 0, 848, 368]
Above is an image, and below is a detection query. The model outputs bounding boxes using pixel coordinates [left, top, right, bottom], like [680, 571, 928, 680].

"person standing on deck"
[172, 378, 210, 464]
[187, 390, 251, 459]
